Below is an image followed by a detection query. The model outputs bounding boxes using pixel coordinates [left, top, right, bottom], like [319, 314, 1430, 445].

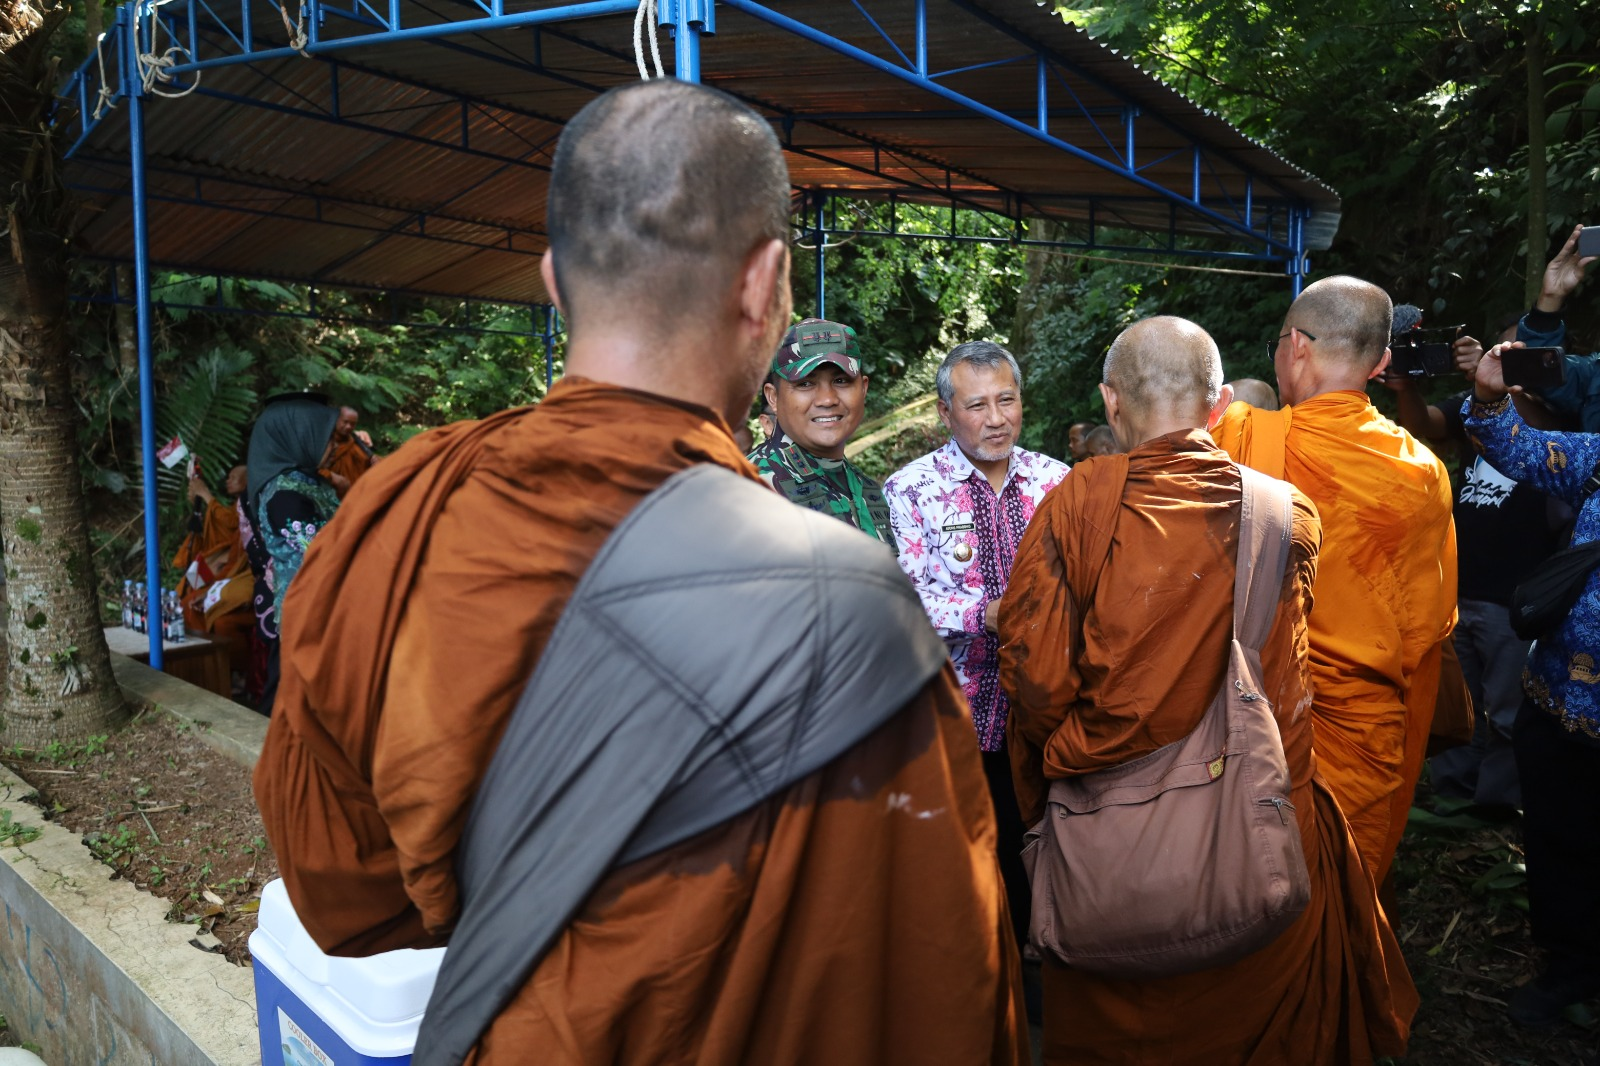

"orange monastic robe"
[170, 498, 252, 640]
[1214, 392, 1456, 882]
[320, 439, 373, 489]
[255, 377, 1026, 1066]
[1000, 431, 1417, 1066]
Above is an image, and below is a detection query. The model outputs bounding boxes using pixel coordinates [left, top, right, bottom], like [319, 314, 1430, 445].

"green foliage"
[0, 809, 42, 848]
[152, 346, 258, 502]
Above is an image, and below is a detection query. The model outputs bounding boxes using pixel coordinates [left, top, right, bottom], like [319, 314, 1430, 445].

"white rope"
[279, 0, 311, 58]
[137, 4, 201, 99]
[632, 0, 664, 80]
[92, 32, 118, 119]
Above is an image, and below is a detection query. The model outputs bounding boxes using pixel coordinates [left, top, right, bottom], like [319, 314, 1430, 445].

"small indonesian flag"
[156, 436, 190, 469]
[184, 556, 216, 590]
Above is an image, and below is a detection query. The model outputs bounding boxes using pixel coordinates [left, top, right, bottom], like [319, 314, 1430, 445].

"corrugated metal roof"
[61, 0, 1340, 302]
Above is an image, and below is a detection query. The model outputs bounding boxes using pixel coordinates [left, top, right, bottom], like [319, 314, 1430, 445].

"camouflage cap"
[771, 319, 863, 382]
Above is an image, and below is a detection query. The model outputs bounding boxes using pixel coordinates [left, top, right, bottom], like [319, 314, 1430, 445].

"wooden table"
[104, 626, 232, 700]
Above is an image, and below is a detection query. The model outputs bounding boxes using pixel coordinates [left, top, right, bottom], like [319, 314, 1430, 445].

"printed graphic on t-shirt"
[1459, 456, 1517, 509]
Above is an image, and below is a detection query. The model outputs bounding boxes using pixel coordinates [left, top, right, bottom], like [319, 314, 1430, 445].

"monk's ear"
[1099, 382, 1121, 431]
[1206, 383, 1235, 430]
[738, 239, 788, 338]
[539, 252, 566, 319]
[1367, 347, 1393, 382]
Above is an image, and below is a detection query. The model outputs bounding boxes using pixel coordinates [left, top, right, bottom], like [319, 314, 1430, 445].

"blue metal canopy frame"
[57, 0, 1338, 666]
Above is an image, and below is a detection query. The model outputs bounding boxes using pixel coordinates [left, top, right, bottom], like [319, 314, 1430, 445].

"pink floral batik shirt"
[883, 439, 1070, 751]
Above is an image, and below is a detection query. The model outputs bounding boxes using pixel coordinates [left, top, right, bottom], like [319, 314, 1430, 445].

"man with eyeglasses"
[1213, 276, 1457, 888]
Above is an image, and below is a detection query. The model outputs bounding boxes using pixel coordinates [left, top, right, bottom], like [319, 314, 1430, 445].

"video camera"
[1388, 304, 1463, 380]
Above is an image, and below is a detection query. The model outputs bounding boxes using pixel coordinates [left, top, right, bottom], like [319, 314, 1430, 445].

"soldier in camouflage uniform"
[748, 319, 897, 551]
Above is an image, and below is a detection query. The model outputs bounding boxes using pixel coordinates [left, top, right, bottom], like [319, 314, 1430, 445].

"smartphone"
[1581, 226, 1600, 259]
[1502, 346, 1566, 391]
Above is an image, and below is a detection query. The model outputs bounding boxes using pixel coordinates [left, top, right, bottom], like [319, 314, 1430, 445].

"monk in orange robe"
[255, 80, 1026, 1066]
[318, 407, 375, 497]
[1214, 277, 1457, 883]
[172, 465, 253, 661]
[1000, 316, 1417, 1065]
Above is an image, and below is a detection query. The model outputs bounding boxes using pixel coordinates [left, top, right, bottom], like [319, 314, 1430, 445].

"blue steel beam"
[64, 2, 1311, 266]
[122, 3, 163, 670]
[58, 0, 1320, 288]
[717, 0, 1302, 258]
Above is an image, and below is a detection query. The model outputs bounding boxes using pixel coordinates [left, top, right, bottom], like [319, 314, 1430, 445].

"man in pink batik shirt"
[884, 340, 1068, 947]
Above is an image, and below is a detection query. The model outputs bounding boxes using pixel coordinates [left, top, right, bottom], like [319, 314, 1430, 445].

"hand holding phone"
[1580, 226, 1600, 260]
[1501, 346, 1566, 392]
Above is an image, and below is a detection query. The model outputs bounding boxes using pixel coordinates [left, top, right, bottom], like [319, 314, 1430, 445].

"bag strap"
[1233, 466, 1294, 652]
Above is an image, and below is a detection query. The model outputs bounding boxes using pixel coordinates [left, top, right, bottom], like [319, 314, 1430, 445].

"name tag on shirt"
[942, 521, 975, 532]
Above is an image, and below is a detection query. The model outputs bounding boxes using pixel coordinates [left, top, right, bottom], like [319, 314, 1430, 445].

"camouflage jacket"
[747, 429, 897, 551]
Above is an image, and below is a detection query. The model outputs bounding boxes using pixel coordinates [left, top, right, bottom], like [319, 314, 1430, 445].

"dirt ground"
[1392, 792, 1597, 1066]
[0, 710, 273, 966]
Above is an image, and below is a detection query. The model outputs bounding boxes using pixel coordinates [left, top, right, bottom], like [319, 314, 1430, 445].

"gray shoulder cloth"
[412, 463, 949, 1065]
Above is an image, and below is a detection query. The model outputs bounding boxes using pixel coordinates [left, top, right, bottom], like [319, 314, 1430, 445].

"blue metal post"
[670, 0, 704, 82]
[814, 194, 827, 319]
[1289, 211, 1306, 297]
[542, 305, 557, 389]
[124, 2, 163, 669]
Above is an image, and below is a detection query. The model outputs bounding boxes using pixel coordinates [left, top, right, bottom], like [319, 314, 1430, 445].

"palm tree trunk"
[0, 249, 127, 744]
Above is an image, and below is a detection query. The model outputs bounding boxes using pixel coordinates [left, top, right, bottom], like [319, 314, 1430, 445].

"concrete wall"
[0, 660, 263, 1065]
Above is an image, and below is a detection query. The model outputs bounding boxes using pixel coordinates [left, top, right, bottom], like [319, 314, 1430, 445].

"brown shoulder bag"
[1021, 464, 1311, 979]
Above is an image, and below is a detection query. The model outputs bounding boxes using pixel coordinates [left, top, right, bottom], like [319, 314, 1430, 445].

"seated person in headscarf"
[246, 395, 341, 713]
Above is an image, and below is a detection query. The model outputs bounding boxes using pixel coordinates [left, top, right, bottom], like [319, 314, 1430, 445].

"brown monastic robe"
[999, 431, 1417, 1066]
[255, 377, 1027, 1066]
[320, 438, 373, 491]
[170, 497, 253, 657]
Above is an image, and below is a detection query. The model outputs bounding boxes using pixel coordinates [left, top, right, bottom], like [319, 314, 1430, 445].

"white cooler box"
[250, 878, 445, 1066]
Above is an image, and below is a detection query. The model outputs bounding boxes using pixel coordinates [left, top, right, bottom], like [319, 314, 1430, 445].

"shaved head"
[1102, 316, 1223, 416]
[1229, 378, 1279, 411]
[547, 80, 790, 333]
[1083, 425, 1120, 456]
[1285, 276, 1393, 372]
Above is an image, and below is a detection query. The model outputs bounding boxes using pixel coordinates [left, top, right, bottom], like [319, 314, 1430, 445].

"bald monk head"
[1272, 276, 1394, 406]
[333, 406, 359, 443]
[542, 80, 792, 430]
[1229, 378, 1280, 411]
[224, 464, 248, 498]
[1082, 425, 1120, 456]
[1099, 316, 1233, 452]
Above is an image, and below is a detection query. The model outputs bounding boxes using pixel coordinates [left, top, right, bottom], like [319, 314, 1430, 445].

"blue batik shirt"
[1462, 393, 1600, 738]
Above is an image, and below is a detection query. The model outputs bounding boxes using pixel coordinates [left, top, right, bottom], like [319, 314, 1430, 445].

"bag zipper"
[1258, 796, 1295, 824]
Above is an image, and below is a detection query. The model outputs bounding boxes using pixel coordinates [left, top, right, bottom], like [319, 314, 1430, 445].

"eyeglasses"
[1265, 327, 1317, 361]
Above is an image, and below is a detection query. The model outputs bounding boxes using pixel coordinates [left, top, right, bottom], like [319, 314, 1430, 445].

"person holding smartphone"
[1464, 341, 1600, 1027]
[1515, 225, 1600, 428]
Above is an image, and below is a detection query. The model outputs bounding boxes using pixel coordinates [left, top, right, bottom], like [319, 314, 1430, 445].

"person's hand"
[355, 429, 373, 449]
[1537, 225, 1598, 313]
[1453, 334, 1483, 379]
[186, 474, 213, 504]
[328, 472, 351, 495]
[985, 599, 1001, 634]
[1475, 342, 1524, 402]
[1377, 369, 1414, 393]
